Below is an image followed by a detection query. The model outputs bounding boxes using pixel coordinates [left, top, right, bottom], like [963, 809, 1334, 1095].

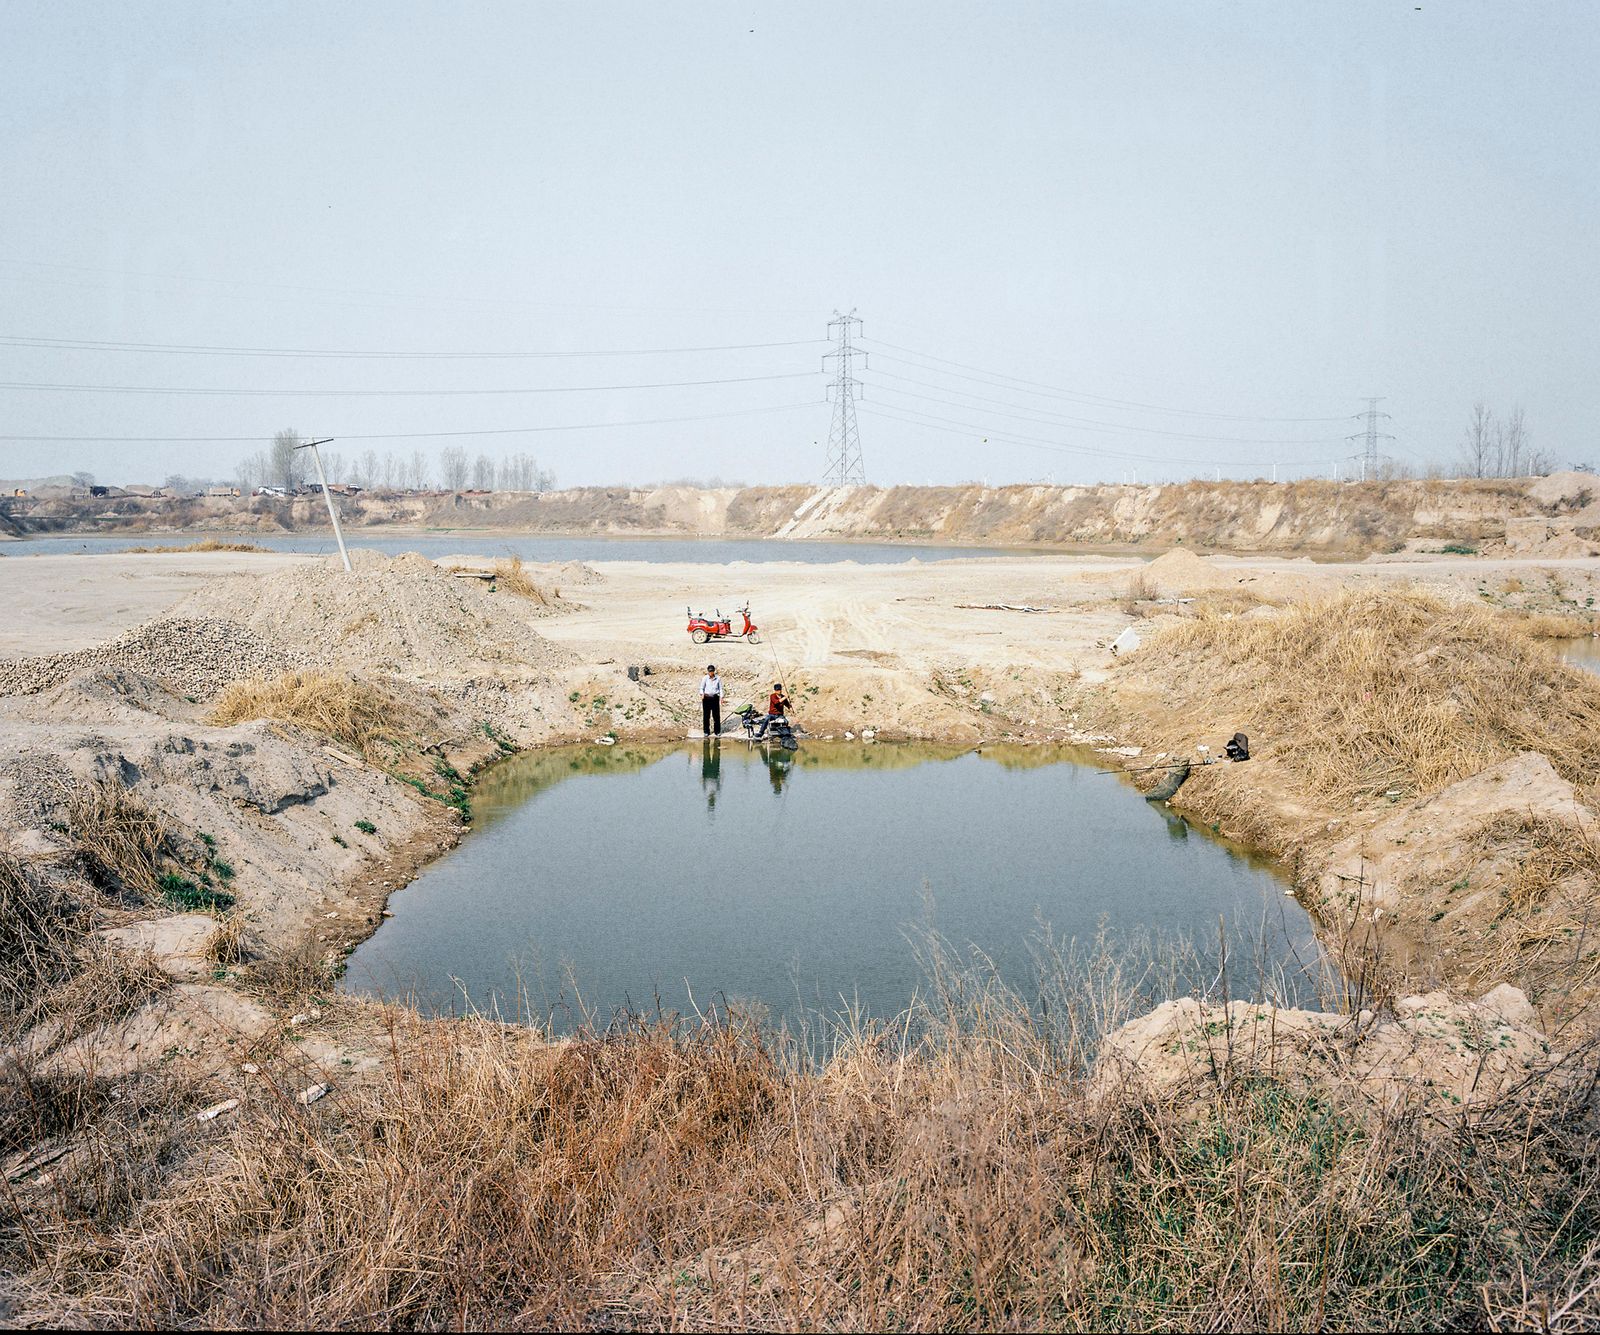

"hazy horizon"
[3, 2, 1595, 489]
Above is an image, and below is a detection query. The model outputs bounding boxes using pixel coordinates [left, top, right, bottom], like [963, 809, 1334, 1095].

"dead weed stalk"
[491, 555, 554, 604]
[209, 669, 406, 759]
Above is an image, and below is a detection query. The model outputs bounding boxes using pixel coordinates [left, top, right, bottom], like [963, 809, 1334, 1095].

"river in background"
[0, 531, 1033, 564]
[343, 742, 1326, 1034]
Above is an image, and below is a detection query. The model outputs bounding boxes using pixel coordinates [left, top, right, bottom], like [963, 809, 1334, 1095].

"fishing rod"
[1096, 733, 1250, 777]
[1093, 755, 1219, 777]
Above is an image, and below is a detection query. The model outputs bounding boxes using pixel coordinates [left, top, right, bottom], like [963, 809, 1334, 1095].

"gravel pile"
[0, 617, 305, 700]
[176, 549, 577, 678]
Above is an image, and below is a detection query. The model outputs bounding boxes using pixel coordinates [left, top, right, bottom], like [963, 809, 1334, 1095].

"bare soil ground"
[2, 541, 1598, 1327]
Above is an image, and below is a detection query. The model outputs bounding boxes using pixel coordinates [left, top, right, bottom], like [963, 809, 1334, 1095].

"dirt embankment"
[1109, 586, 1600, 1023]
[11, 472, 1600, 554]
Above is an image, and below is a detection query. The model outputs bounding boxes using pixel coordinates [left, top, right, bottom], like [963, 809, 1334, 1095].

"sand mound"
[0, 618, 303, 700]
[176, 550, 578, 678]
[1526, 470, 1598, 509]
[547, 560, 603, 586]
[1141, 547, 1233, 595]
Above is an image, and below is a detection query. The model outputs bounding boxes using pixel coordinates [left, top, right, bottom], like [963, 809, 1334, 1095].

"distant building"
[206, 485, 241, 498]
[254, 486, 288, 497]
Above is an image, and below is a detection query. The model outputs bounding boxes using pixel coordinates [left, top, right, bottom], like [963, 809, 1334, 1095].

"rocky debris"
[0, 618, 303, 700]
[1492, 517, 1599, 559]
[195, 1097, 240, 1122]
[176, 549, 579, 679]
[1095, 984, 1559, 1112]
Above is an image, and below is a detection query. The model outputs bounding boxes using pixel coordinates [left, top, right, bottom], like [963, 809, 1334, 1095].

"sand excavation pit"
[176, 550, 580, 680]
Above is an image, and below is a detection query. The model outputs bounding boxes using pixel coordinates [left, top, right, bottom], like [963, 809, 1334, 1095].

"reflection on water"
[345, 741, 1322, 1032]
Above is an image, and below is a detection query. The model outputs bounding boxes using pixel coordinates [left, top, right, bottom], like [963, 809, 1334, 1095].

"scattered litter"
[596, 736, 616, 745]
[196, 1098, 240, 1123]
[297, 1083, 330, 1105]
[954, 603, 1056, 613]
[240, 1062, 260, 1075]
[843, 730, 855, 740]
[322, 745, 361, 766]
[289, 1012, 310, 1027]
[1110, 627, 1142, 657]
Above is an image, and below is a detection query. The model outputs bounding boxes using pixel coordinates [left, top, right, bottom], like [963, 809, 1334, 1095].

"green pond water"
[343, 742, 1325, 1031]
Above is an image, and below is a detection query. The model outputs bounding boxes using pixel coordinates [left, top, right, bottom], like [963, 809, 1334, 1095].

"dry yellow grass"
[209, 669, 404, 758]
[125, 539, 269, 554]
[6, 981, 1596, 1330]
[1501, 609, 1600, 638]
[67, 781, 172, 900]
[0, 851, 89, 1029]
[1122, 588, 1600, 805]
[491, 554, 554, 603]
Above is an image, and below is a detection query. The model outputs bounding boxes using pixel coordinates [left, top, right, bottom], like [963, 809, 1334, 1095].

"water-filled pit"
[344, 742, 1325, 1031]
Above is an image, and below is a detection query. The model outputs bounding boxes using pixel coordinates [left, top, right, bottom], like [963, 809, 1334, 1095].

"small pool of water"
[343, 743, 1324, 1031]
[0, 532, 1031, 564]
[1554, 637, 1600, 676]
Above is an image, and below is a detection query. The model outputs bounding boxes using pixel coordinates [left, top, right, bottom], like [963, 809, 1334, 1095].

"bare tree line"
[1457, 403, 1555, 478]
[233, 432, 555, 494]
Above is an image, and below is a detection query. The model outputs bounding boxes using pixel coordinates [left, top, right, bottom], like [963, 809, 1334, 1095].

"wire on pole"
[296, 439, 352, 572]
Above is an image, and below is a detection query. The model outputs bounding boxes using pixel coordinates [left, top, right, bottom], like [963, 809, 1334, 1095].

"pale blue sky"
[1, 1, 1595, 486]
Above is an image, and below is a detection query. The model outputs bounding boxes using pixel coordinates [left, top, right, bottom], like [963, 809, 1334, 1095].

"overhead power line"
[0, 371, 820, 398]
[860, 338, 1348, 422]
[0, 399, 821, 445]
[866, 373, 1348, 446]
[859, 400, 1342, 469]
[0, 333, 826, 360]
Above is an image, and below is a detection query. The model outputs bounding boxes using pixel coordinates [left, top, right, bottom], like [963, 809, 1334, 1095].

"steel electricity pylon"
[821, 310, 866, 486]
[1347, 396, 1395, 481]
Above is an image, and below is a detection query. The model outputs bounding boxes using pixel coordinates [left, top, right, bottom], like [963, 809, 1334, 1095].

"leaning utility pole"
[296, 438, 352, 572]
[821, 310, 866, 486]
[1347, 397, 1394, 482]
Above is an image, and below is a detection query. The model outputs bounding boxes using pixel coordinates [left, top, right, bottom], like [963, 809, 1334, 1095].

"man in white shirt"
[700, 663, 722, 736]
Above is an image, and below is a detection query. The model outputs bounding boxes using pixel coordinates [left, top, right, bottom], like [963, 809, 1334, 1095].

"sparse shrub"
[354, 819, 377, 835]
[1122, 568, 1156, 615]
[67, 782, 172, 900]
[0, 850, 89, 1027]
[490, 555, 552, 603]
[156, 872, 234, 913]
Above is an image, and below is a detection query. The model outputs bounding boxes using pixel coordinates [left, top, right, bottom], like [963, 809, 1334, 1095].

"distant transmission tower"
[1347, 396, 1394, 481]
[821, 310, 866, 486]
